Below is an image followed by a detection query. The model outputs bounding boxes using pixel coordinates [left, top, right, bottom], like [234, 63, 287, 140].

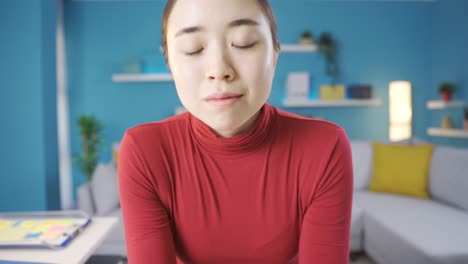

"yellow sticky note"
[32, 226, 49, 233]
[58, 220, 73, 226]
[42, 220, 56, 225]
[20, 221, 36, 228]
[0, 221, 16, 228]
[0, 228, 29, 241]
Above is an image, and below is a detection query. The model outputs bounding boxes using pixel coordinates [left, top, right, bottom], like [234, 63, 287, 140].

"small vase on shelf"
[438, 82, 456, 102]
[299, 30, 314, 46]
[441, 91, 452, 102]
[441, 116, 455, 129]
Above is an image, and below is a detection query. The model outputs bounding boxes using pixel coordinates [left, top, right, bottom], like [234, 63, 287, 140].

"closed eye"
[185, 49, 203, 56]
[185, 42, 258, 56]
[233, 42, 258, 49]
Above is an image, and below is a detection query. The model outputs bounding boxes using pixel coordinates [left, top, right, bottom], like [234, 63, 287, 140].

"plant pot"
[464, 119, 468, 131]
[77, 182, 96, 215]
[440, 91, 452, 102]
[299, 37, 314, 45]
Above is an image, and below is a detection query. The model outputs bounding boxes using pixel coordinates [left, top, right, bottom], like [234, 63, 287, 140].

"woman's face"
[166, 0, 278, 137]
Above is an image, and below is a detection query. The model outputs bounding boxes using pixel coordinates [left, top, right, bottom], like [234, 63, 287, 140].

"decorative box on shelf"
[319, 85, 345, 100]
[286, 72, 310, 100]
[347, 84, 372, 99]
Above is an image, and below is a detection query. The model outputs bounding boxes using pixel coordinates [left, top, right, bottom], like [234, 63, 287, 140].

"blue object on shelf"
[347, 84, 372, 99]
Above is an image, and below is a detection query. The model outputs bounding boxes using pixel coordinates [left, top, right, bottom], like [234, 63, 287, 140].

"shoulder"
[124, 113, 189, 144]
[125, 113, 188, 140]
[274, 108, 347, 144]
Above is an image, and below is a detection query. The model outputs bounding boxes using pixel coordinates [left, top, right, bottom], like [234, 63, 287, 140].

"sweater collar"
[189, 103, 276, 157]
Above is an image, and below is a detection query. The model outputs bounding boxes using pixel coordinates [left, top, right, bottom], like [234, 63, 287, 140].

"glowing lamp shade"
[389, 81, 412, 141]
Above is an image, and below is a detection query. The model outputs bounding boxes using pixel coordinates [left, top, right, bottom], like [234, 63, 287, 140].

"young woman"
[118, 0, 353, 263]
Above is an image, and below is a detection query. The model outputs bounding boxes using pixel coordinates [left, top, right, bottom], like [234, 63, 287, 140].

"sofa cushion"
[104, 208, 126, 243]
[368, 142, 434, 199]
[91, 163, 120, 216]
[350, 138, 429, 191]
[429, 146, 468, 211]
[350, 141, 373, 190]
[355, 191, 468, 264]
[350, 203, 364, 252]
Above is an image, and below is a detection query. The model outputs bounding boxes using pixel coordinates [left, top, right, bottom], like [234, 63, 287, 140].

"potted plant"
[438, 82, 456, 102]
[74, 114, 103, 215]
[317, 32, 344, 100]
[318, 32, 340, 84]
[299, 30, 314, 45]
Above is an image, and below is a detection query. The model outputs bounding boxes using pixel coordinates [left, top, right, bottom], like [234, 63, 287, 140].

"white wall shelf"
[427, 128, 468, 139]
[280, 44, 318, 53]
[282, 98, 382, 108]
[112, 73, 173, 83]
[426, 100, 466, 109]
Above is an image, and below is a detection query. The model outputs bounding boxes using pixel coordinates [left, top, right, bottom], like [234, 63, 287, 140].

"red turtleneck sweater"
[118, 104, 353, 264]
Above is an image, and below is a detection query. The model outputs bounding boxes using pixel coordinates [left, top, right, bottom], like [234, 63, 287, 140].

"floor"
[86, 252, 376, 264]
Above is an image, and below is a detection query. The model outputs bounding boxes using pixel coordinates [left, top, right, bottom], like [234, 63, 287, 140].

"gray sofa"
[77, 162, 127, 257]
[83, 141, 468, 264]
[350, 141, 468, 264]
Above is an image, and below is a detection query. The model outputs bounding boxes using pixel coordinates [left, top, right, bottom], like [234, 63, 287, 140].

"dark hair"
[161, 0, 280, 67]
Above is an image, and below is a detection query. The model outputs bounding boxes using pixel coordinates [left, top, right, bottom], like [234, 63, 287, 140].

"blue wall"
[64, 0, 468, 202]
[64, 1, 176, 199]
[1, 0, 467, 211]
[0, 0, 59, 212]
[271, 1, 431, 141]
[64, 0, 436, 197]
[427, 0, 468, 148]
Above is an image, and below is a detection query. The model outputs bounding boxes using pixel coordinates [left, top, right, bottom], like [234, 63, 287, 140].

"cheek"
[238, 51, 275, 92]
[171, 55, 204, 97]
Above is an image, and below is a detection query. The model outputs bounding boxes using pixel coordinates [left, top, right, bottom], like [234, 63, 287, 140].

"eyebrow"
[175, 18, 259, 38]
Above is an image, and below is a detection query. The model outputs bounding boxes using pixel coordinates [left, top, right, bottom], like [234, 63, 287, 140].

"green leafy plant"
[438, 82, 456, 94]
[73, 115, 103, 182]
[301, 30, 313, 39]
[318, 32, 340, 84]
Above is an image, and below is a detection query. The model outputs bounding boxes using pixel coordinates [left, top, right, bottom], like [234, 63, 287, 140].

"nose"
[206, 49, 235, 82]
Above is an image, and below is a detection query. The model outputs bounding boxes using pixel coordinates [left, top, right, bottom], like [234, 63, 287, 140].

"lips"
[205, 93, 243, 101]
[204, 93, 244, 107]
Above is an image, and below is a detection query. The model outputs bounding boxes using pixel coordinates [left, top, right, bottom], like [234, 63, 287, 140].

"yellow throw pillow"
[368, 142, 434, 199]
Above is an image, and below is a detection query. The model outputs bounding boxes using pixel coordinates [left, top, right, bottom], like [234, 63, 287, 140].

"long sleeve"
[118, 131, 176, 264]
[115, 105, 354, 264]
[298, 128, 354, 263]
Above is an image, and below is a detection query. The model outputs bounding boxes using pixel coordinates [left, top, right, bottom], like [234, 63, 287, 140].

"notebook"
[0, 210, 92, 250]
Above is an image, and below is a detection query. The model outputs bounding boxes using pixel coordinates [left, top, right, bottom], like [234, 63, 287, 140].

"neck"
[214, 110, 261, 138]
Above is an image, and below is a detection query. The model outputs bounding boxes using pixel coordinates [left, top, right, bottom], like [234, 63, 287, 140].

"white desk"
[0, 217, 118, 264]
